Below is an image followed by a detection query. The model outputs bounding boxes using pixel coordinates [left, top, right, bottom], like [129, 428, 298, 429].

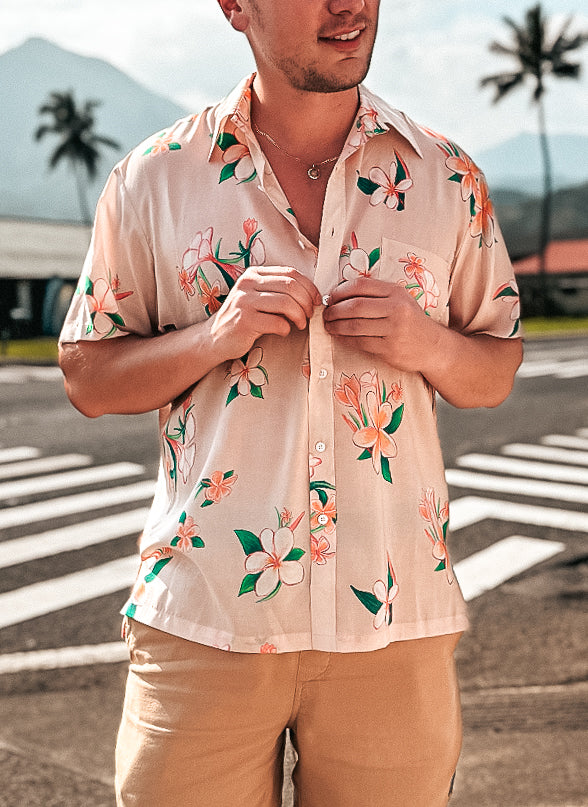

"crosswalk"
[1, 424, 586, 675]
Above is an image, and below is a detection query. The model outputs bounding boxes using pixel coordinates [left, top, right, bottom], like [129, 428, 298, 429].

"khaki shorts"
[116, 620, 462, 807]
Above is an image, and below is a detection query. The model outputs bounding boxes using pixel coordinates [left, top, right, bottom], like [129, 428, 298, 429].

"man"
[59, 1, 523, 805]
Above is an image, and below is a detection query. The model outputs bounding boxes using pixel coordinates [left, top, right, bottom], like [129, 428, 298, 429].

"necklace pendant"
[307, 165, 321, 181]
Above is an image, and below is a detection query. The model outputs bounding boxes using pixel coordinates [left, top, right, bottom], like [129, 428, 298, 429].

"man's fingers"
[254, 291, 311, 330]
[324, 315, 389, 337]
[251, 266, 322, 310]
[323, 296, 389, 322]
[327, 278, 392, 305]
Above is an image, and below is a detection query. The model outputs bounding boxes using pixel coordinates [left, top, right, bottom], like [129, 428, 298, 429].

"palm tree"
[480, 4, 587, 314]
[35, 90, 120, 225]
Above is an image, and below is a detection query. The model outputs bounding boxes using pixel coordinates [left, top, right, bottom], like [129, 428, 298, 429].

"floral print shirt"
[60, 75, 520, 653]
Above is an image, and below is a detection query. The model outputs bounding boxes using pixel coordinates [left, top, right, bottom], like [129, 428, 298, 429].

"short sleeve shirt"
[60, 75, 521, 654]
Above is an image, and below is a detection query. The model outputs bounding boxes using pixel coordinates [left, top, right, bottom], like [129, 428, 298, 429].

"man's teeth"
[334, 30, 360, 41]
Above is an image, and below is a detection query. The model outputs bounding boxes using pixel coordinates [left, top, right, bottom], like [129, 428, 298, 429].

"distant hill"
[475, 133, 588, 196]
[493, 182, 588, 259]
[0, 37, 189, 221]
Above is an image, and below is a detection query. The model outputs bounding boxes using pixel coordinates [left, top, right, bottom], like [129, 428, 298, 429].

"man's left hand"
[322, 277, 435, 373]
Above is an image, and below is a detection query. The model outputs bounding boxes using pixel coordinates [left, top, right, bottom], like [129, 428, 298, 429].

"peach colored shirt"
[61, 76, 520, 653]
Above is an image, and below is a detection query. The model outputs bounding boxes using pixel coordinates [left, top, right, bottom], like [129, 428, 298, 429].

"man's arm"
[60, 266, 321, 417]
[323, 278, 522, 409]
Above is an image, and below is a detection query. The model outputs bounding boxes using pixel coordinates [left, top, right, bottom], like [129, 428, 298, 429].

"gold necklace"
[252, 122, 338, 181]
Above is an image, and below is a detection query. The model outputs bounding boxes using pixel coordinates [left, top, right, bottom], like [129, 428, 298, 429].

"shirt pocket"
[380, 238, 450, 326]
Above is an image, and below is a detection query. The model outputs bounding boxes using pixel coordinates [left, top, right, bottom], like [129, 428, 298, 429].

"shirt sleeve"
[59, 163, 158, 343]
[447, 174, 521, 340]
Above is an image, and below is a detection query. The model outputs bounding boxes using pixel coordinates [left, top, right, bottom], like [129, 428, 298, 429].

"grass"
[1, 317, 587, 365]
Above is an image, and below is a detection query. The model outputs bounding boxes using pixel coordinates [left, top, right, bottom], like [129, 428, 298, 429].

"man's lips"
[319, 27, 365, 48]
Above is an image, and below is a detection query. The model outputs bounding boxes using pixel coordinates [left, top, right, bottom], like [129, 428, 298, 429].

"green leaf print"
[250, 384, 264, 399]
[357, 176, 380, 196]
[226, 384, 239, 406]
[284, 547, 305, 562]
[381, 456, 393, 484]
[239, 573, 262, 596]
[144, 556, 172, 582]
[384, 403, 404, 435]
[357, 449, 372, 461]
[368, 248, 381, 268]
[217, 132, 239, 150]
[219, 162, 237, 183]
[350, 586, 381, 616]
[235, 529, 263, 555]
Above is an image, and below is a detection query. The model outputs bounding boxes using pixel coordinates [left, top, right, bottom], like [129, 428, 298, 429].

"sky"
[2, 0, 588, 152]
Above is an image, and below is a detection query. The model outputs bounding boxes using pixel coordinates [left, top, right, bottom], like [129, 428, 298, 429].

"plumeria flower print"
[340, 233, 378, 281]
[419, 488, 453, 584]
[398, 253, 439, 313]
[372, 575, 399, 630]
[203, 470, 238, 504]
[352, 390, 398, 474]
[471, 179, 495, 247]
[368, 155, 413, 209]
[244, 526, 305, 599]
[348, 104, 385, 148]
[222, 130, 255, 182]
[310, 492, 337, 535]
[87, 278, 120, 335]
[171, 513, 203, 551]
[229, 347, 268, 398]
[444, 152, 480, 202]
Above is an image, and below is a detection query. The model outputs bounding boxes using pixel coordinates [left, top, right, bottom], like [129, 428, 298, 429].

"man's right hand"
[209, 265, 321, 361]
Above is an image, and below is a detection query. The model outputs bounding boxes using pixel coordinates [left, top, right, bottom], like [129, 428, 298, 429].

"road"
[0, 336, 587, 806]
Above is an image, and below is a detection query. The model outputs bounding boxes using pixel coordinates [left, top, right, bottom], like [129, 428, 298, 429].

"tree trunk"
[73, 160, 93, 227]
[537, 98, 553, 316]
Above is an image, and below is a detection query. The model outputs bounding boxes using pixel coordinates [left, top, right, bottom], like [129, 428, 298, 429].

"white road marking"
[0, 462, 145, 502]
[445, 469, 588, 504]
[0, 480, 156, 530]
[0, 454, 92, 481]
[0, 555, 138, 630]
[1, 508, 150, 569]
[0, 366, 62, 383]
[0, 642, 128, 674]
[0, 447, 41, 464]
[449, 496, 588, 533]
[454, 535, 565, 601]
[501, 443, 588, 466]
[456, 453, 588, 485]
[517, 359, 588, 379]
[542, 434, 588, 451]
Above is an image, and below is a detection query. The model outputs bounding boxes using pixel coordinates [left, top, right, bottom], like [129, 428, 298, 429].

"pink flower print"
[172, 514, 202, 552]
[399, 253, 439, 313]
[260, 642, 277, 653]
[334, 373, 362, 416]
[242, 219, 266, 266]
[229, 347, 267, 397]
[368, 155, 413, 209]
[471, 179, 495, 247]
[244, 526, 305, 599]
[372, 573, 399, 629]
[309, 454, 322, 478]
[88, 277, 119, 335]
[175, 408, 197, 485]
[310, 492, 336, 535]
[341, 246, 371, 280]
[493, 281, 521, 336]
[420, 488, 453, 583]
[352, 391, 398, 474]
[348, 105, 385, 148]
[310, 534, 335, 565]
[204, 470, 238, 504]
[389, 382, 403, 403]
[143, 132, 181, 156]
[222, 130, 255, 182]
[178, 267, 196, 298]
[445, 152, 480, 202]
[197, 272, 223, 314]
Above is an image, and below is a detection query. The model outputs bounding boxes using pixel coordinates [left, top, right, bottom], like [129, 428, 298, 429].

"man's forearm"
[420, 324, 523, 409]
[59, 319, 222, 418]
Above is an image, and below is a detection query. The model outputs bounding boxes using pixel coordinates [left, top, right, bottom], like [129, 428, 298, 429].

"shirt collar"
[207, 74, 423, 162]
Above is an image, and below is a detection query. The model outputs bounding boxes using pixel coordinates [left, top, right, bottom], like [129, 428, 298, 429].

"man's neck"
[250, 73, 360, 165]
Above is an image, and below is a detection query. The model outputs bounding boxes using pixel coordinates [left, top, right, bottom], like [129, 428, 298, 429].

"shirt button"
[321, 294, 330, 306]
[318, 368, 328, 379]
[315, 441, 326, 453]
[317, 514, 329, 526]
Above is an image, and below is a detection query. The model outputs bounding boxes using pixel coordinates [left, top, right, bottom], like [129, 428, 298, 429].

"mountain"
[493, 182, 588, 260]
[0, 37, 189, 221]
[474, 133, 588, 196]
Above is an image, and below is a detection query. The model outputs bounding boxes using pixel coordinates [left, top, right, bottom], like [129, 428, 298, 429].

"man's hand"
[322, 277, 523, 408]
[210, 266, 321, 361]
[323, 277, 433, 373]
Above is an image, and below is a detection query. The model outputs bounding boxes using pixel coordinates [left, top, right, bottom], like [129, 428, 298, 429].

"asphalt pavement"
[0, 335, 587, 807]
